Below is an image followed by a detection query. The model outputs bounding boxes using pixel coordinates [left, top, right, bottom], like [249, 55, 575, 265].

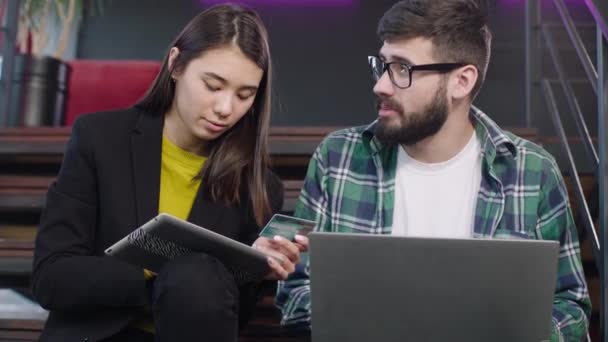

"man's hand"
[253, 235, 309, 280]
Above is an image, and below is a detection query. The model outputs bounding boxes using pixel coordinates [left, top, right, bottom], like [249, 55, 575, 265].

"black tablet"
[105, 213, 270, 283]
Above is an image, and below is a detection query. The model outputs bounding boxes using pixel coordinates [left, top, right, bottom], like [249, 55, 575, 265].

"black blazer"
[31, 107, 283, 342]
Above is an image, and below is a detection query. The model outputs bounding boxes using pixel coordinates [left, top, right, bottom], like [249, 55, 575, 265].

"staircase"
[526, 0, 607, 340]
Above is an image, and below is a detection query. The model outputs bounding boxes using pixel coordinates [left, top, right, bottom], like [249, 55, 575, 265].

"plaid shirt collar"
[360, 105, 518, 168]
[276, 106, 591, 338]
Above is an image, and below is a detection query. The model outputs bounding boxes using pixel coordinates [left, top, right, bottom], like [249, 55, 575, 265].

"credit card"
[259, 214, 316, 241]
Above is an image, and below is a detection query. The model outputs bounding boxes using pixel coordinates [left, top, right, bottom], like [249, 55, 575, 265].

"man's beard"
[375, 83, 448, 146]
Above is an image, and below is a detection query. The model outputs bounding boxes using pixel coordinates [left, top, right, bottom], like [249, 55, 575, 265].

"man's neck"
[402, 105, 475, 164]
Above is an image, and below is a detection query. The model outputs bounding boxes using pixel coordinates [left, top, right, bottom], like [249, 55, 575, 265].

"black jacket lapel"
[131, 109, 163, 227]
[187, 186, 228, 235]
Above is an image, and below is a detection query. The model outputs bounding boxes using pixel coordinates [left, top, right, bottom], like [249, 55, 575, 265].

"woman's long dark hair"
[136, 4, 273, 227]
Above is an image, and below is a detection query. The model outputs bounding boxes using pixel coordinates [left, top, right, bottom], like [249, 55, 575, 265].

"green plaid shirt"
[276, 107, 591, 341]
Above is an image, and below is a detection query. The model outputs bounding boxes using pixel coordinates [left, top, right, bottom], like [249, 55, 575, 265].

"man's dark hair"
[378, 0, 492, 98]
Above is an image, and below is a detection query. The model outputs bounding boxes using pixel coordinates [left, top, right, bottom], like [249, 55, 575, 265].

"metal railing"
[527, 0, 607, 340]
[585, 0, 607, 41]
[598, 23, 608, 342]
[541, 20, 600, 263]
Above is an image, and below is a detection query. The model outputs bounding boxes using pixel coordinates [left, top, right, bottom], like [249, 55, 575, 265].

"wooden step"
[0, 175, 303, 214]
[0, 126, 342, 161]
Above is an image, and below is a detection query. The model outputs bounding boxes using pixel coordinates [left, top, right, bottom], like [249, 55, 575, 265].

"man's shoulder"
[504, 131, 560, 171]
[473, 107, 558, 169]
[317, 125, 370, 152]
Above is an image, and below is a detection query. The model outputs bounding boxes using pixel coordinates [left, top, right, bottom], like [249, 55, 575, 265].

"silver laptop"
[309, 232, 559, 342]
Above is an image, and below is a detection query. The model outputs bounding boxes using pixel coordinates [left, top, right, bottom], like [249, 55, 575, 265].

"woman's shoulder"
[71, 107, 142, 132]
[69, 107, 161, 153]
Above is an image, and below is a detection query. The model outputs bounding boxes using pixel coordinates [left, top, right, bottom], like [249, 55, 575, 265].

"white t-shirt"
[391, 133, 482, 238]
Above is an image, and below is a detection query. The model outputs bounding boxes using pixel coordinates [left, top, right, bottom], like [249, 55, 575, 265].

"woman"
[31, 4, 307, 342]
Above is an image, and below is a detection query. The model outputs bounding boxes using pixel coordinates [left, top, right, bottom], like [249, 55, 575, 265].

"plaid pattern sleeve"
[536, 153, 591, 341]
[474, 108, 591, 341]
[275, 126, 393, 327]
[472, 108, 591, 341]
[275, 136, 331, 328]
[275, 107, 591, 338]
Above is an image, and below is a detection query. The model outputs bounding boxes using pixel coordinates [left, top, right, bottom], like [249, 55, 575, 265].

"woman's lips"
[203, 118, 227, 133]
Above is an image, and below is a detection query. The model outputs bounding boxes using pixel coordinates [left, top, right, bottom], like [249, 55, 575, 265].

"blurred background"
[0, 0, 606, 341]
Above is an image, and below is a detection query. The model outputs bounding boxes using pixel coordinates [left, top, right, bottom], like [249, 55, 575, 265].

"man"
[276, 0, 591, 340]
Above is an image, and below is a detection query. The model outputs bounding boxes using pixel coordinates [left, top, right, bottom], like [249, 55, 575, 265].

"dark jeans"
[104, 253, 258, 342]
[102, 326, 154, 342]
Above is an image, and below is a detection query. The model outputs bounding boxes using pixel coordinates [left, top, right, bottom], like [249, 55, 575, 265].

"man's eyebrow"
[391, 55, 413, 65]
[393, 55, 413, 64]
[379, 52, 413, 65]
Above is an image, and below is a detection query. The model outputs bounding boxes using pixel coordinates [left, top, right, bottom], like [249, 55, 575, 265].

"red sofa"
[64, 60, 161, 126]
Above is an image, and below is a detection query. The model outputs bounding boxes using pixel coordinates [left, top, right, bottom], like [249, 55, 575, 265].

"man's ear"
[450, 65, 478, 100]
[167, 47, 180, 79]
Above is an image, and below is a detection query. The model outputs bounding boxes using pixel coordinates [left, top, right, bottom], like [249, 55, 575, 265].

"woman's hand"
[253, 235, 309, 280]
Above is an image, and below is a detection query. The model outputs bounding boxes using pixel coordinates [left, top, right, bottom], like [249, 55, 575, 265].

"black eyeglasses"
[368, 55, 467, 89]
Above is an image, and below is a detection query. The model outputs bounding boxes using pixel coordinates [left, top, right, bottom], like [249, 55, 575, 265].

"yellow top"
[158, 135, 207, 219]
[135, 135, 207, 334]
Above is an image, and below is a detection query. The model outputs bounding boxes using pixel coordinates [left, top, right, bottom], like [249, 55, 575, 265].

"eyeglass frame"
[367, 55, 467, 89]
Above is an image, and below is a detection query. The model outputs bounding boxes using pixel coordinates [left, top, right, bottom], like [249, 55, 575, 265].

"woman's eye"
[205, 82, 221, 91]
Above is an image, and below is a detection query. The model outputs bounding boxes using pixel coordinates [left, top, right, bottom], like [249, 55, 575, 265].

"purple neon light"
[498, 0, 586, 6]
[201, 0, 353, 6]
